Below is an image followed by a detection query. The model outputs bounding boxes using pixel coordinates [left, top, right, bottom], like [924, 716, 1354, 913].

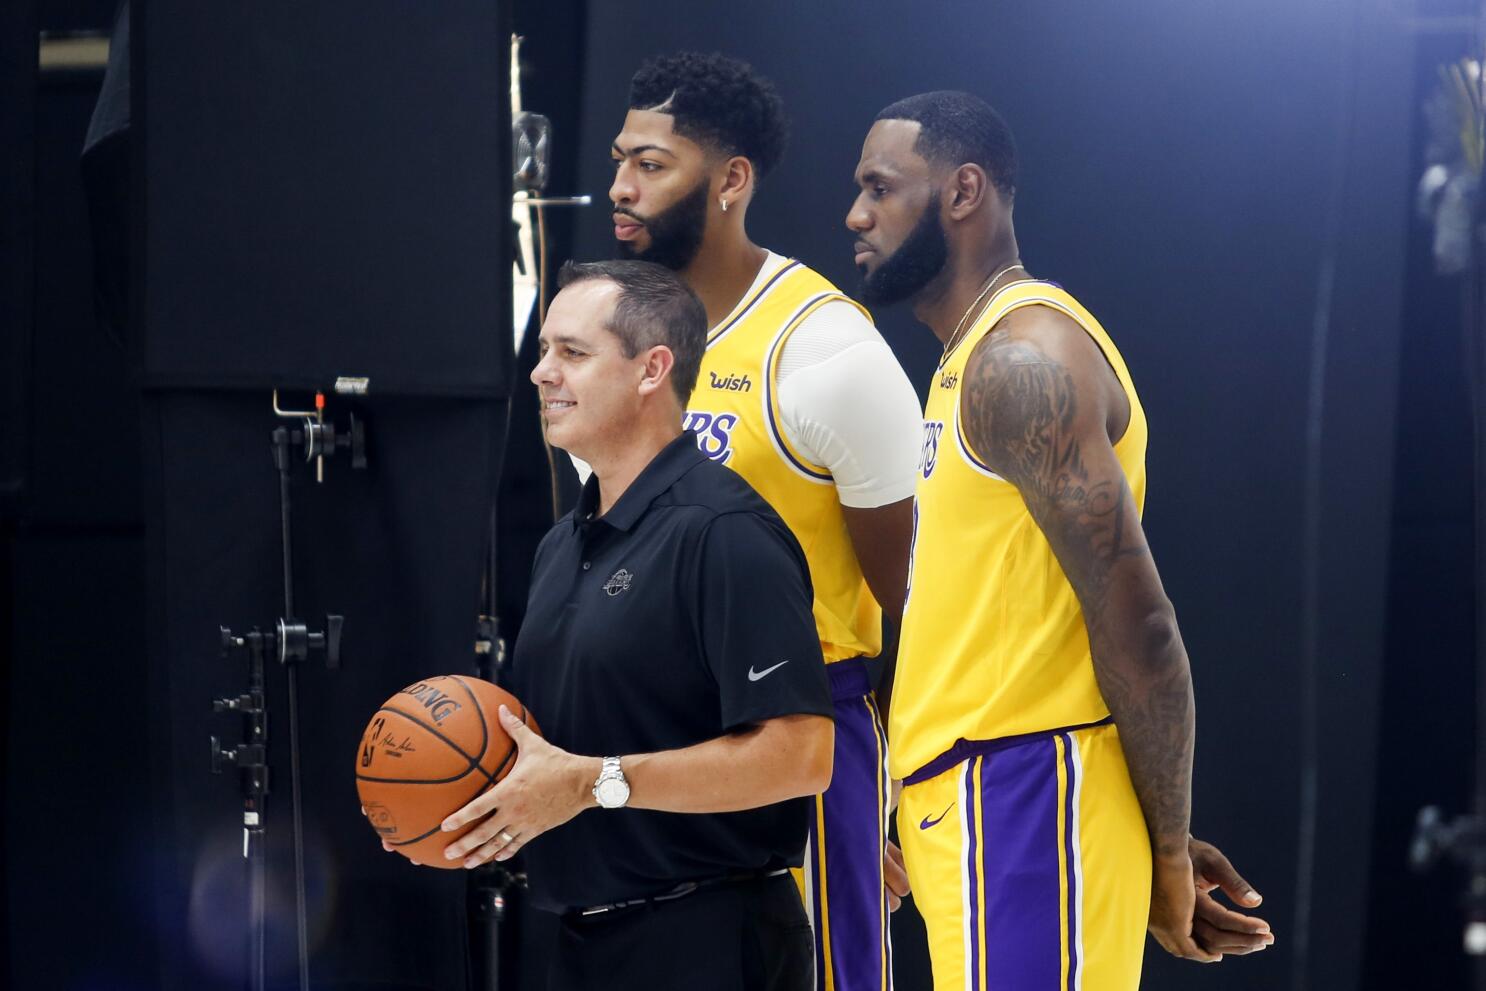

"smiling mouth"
[543, 400, 576, 412]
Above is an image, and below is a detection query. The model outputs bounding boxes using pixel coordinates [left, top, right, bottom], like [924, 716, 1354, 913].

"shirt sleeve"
[695, 511, 832, 731]
[775, 301, 923, 509]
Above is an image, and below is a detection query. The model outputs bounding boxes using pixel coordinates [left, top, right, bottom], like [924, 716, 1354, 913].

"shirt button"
[582, 562, 591, 571]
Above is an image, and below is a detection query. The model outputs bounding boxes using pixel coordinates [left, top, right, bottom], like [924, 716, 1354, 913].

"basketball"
[355, 675, 539, 869]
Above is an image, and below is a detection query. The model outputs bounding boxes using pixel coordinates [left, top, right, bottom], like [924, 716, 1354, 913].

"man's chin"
[616, 238, 650, 261]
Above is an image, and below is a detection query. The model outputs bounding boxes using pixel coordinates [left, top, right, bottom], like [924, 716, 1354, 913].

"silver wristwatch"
[592, 756, 630, 809]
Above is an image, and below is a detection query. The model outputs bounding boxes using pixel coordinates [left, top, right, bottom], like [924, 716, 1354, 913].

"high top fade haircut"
[629, 52, 789, 181]
[875, 91, 1018, 202]
[556, 259, 708, 406]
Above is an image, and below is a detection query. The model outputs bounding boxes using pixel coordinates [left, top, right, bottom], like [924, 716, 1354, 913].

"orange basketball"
[355, 674, 539, 869]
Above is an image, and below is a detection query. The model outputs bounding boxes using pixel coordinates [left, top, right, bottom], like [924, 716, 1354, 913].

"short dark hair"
[556, 260, 707, 405]
[629, 52, 788, 180]
[875, 91, 1018, 201]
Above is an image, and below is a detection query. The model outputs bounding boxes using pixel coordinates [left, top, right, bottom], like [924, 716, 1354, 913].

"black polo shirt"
[507, 432, 831, 914]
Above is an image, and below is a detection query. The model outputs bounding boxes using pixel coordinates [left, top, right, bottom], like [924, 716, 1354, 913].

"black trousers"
[548, 874, 813, 991]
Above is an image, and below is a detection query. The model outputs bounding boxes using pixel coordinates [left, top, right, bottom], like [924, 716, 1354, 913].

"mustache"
[613, 207, 646, 224]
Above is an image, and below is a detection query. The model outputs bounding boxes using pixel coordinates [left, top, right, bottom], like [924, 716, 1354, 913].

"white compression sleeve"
[775, 300, 922, 509]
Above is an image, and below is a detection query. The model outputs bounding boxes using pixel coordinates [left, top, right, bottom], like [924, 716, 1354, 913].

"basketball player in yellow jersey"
[846, 92, 1273, 987]
[609, 53, 921, 991]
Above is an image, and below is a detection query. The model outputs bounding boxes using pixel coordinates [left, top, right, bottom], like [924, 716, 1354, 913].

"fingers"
[883, 840, 910, 912]
[454, 826, 525, 869]
[442, 783, 504, 833]
[1190, 837, 1262, 907]
[1193, 891, 1271, 935]
[1193, 892, 1273, 954]
[1193, 916, 1272, 956]
[498, 704, 534, 744]
[1152, 927, 1222, 964]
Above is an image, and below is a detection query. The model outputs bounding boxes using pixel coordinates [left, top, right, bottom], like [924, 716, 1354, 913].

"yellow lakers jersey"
[684, 257, 882, 664]
[889, 280, 1148, 778]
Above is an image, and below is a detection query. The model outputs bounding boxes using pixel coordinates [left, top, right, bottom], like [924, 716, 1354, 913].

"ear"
[636, 345, 677, 398]
[946, 163, 989, 221]
[717, 155, 754, 211]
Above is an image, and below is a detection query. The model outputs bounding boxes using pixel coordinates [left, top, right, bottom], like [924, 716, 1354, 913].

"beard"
[616, 177, 710, 271]
[859, 202, 948, 306]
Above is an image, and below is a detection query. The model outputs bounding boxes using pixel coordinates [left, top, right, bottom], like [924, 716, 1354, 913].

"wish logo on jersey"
[683, 410, 739, 464]
[919, 420, 945, 479]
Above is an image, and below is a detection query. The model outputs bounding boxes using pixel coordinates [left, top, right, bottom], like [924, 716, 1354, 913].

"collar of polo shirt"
[572, 432, 705, 533]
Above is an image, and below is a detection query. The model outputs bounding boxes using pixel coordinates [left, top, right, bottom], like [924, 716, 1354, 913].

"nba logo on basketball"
[684, 410, 739, 465]
[920, 421, 944, 479]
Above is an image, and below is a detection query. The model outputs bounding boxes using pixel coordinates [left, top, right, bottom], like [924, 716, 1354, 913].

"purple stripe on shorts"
[978, 736, 1062, 988]
[816, 691, 889, 991]
[1060, 734, 1080, 990]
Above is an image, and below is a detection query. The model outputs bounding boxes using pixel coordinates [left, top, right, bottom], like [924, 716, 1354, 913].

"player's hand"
[884, 839, 910, 912]
[1190, 837, 1273, 955]
[1148, 851, 1221, 963]
[439, 705, 593, 869]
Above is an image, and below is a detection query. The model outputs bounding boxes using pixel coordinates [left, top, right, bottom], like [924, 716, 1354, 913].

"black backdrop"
[565, 1, 1413, 988]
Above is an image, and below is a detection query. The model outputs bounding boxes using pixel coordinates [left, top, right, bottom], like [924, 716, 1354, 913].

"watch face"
[596, 776, 629, 808]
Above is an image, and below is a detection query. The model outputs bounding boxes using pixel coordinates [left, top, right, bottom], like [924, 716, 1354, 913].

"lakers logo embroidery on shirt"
[920, 421, 945, 479]
[603, 569, 633, 596]
[683, 410, 739, 465]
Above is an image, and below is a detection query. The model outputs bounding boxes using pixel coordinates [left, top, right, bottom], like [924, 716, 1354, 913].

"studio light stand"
[209, 391, 363, 991]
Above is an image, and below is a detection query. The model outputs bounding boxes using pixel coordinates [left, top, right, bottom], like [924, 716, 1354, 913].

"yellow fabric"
[890, 280, 1148, 777]
[686, 259, 883, 664]
[897, 723, 1151, 990]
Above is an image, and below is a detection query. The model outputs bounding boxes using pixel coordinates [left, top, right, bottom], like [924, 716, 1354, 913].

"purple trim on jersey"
[1060, 733, 1081, 990]
[963, 757, 982, 990]
[978, 736, 1062, 988]
[706, 259, 802, 348]
[806, 691, 891, 991]
[903, 716, 1114, 786]
[763, 293, 836, 482]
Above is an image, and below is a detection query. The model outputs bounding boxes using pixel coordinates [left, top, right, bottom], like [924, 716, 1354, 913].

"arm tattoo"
[964, 334, 1195, 855]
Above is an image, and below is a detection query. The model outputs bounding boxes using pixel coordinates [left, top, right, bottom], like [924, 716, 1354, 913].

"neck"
[680, 226, 769, 329]
[912, 239, 1024, 345]
[582, 414, 684, 516]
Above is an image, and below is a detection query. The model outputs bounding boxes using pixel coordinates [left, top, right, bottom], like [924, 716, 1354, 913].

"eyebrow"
[611, 141, 678, 159]
[856, 166, 896, 185]
[539, 332, 593, 349]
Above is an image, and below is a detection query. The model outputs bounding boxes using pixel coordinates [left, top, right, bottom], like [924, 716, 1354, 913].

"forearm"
[617, 714, 835, 814]
[1086, 599, 1195, 859]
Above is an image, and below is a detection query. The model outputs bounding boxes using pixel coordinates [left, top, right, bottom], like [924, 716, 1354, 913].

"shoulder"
[960, 307, 1118, 480]
[657, 455, 787, 528]
[779, 297, 883, 369]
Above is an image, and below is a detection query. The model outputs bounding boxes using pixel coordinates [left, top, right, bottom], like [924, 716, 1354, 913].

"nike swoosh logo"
[920, 804, 954, 830]
[747, 660, 790, 682]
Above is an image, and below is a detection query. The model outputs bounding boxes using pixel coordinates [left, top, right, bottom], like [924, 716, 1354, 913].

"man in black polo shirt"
[441, 260, 835, 990]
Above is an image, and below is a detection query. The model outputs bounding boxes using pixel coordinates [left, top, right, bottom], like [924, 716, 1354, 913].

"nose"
[530, 346, 559, 388]
[845, 193, 872, 234]
[610, 161, 636, 208]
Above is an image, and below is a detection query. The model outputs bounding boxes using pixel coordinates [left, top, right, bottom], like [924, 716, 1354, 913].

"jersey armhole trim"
[763, 292, 869, 482]
[707, 258, 801, 348]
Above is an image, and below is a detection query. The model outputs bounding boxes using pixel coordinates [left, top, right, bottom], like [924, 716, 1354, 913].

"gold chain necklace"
[941, 263, 1028, 358]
